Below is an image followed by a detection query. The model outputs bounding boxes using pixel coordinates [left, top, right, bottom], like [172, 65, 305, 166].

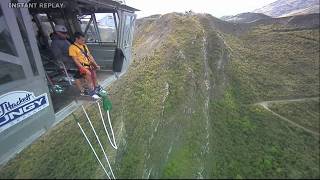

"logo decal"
[0, 91, 49, 133]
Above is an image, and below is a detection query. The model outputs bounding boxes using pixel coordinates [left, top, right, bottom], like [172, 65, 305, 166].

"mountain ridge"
[253, 0, 319, 17]
[220, 12, 272, 23]
[221, 0, 320, 23]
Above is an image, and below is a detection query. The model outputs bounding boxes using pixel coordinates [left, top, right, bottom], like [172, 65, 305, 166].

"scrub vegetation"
[269, 99, 319, 133]
[0, 13, 319, 179]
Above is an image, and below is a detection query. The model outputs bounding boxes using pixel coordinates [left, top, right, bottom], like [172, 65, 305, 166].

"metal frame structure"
[0, 0, 138, 166]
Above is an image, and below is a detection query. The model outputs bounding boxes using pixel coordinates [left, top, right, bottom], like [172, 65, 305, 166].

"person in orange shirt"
[69, 32, 102, 99]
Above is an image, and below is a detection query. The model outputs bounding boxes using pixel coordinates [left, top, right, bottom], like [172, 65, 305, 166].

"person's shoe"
[95, 85, 102, 91]
[80, 91, 85, 96]
[88, 89, 100, 100]
[80, 88, 90, 96]
[95, 85, 106, 94]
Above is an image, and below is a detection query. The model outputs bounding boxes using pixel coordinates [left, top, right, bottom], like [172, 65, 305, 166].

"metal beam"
[84, 15, 94, 35]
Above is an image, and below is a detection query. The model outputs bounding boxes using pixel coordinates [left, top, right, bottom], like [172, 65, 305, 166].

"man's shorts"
[73, 66, 92, 79]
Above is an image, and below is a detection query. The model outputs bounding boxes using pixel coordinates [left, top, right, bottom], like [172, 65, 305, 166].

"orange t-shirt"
[69, 43, 91, 66]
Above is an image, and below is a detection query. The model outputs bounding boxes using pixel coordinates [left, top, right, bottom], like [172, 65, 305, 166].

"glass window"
[82, 20, 99, 42]
[0, 4, 25, 85]
[35, 13, 54, 49]
[0, 60, 25, 85]
[96, 13, 117, 42]
[38, 14, 54, 37]
[13, 6, 39, 75]
[123, 15, 134, 46]
[0, 6, 18, 56]
[79, 13, 117, 43]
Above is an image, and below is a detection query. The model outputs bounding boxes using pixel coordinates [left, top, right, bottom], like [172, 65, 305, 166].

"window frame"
[80, 12, 119, 44]
[0, 0, 44, 92]
[120, 11, 135, 50]
[19, 3, 46, 77]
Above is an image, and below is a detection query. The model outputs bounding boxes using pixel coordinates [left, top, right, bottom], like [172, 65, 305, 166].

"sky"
[124, 0, 277, 18]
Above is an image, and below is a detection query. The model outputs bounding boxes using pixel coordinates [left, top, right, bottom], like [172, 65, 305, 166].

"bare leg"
[80, 78, 88, 89]
[75, 79, 83, 92]
[84, 70, 94, 91]
[90, 69, 98, 88]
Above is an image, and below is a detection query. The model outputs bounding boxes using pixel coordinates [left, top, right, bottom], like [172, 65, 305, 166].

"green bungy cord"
[99, 91, 112, 111]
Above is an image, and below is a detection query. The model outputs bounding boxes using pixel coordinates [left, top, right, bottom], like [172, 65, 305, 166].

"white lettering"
[38, 3, 63, 8]
[8, 2, 37, 8]
[8, 3, 17, 8]
[16, 2, 24, 8]
[27, 3, 37, 8]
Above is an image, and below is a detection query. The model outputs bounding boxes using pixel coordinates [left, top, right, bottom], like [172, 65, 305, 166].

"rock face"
[253, 0, 320, 17]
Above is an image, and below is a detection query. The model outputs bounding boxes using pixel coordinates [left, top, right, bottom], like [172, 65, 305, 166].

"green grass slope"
[0, 13, 319, 179]
[0, 104, 118, 179]
[269, 99, 319, 133]
[201, 15, 319, 178]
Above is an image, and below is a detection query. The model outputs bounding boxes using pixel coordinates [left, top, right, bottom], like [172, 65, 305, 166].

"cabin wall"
[0, 0, 55, 165]
[117, 9, 136, 74]
[0, 0, 137, 166]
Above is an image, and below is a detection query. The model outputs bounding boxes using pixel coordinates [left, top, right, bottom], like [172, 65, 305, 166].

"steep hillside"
[253, 0, 319, 17]
[0, 12, 319, 179]
[113, 13, 320, 178]
[268, 98, 319, 133]
[117, 13, 319, 178]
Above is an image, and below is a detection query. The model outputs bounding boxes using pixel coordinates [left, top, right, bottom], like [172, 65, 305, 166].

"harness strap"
[73, 43, 91, 62]
[73, 44, 92, 68]
[81, 62, 91, 67]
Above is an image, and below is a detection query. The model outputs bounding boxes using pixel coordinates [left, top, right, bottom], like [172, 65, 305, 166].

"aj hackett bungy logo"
[0, 91, 49, 133]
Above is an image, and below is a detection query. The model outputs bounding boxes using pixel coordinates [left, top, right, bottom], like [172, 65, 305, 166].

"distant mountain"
[220, 12, 272, 23]
[279, 4, 320, 17]
[98, 15, 116, 27]
[253, 0, 319, 17]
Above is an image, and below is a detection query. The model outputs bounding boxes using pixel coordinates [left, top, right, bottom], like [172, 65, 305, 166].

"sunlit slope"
[110, 13, 219, 178]
[111, 13, 319, 178]
[227, 25, 319, 103]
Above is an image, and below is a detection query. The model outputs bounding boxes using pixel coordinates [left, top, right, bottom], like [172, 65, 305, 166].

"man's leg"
[83, 70, 100, 99]
[90, 69, 106, 94]
[75, 79, 83, 91]
[83, 70, 94, 91]
[74, 71, 84, 93]
[90, 69, 98, 88]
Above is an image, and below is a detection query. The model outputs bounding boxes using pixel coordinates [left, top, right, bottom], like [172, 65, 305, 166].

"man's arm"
[71, 56, 90, 74]
[70, 56, 83, 69]
[69, 45, 89, 73]
[89, 54, 98, 65]
[50, 42, 62, 60]
[87, 50, 100, 70]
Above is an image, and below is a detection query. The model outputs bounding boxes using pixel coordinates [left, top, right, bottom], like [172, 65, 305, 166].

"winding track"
[255, 97, 320, 136]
